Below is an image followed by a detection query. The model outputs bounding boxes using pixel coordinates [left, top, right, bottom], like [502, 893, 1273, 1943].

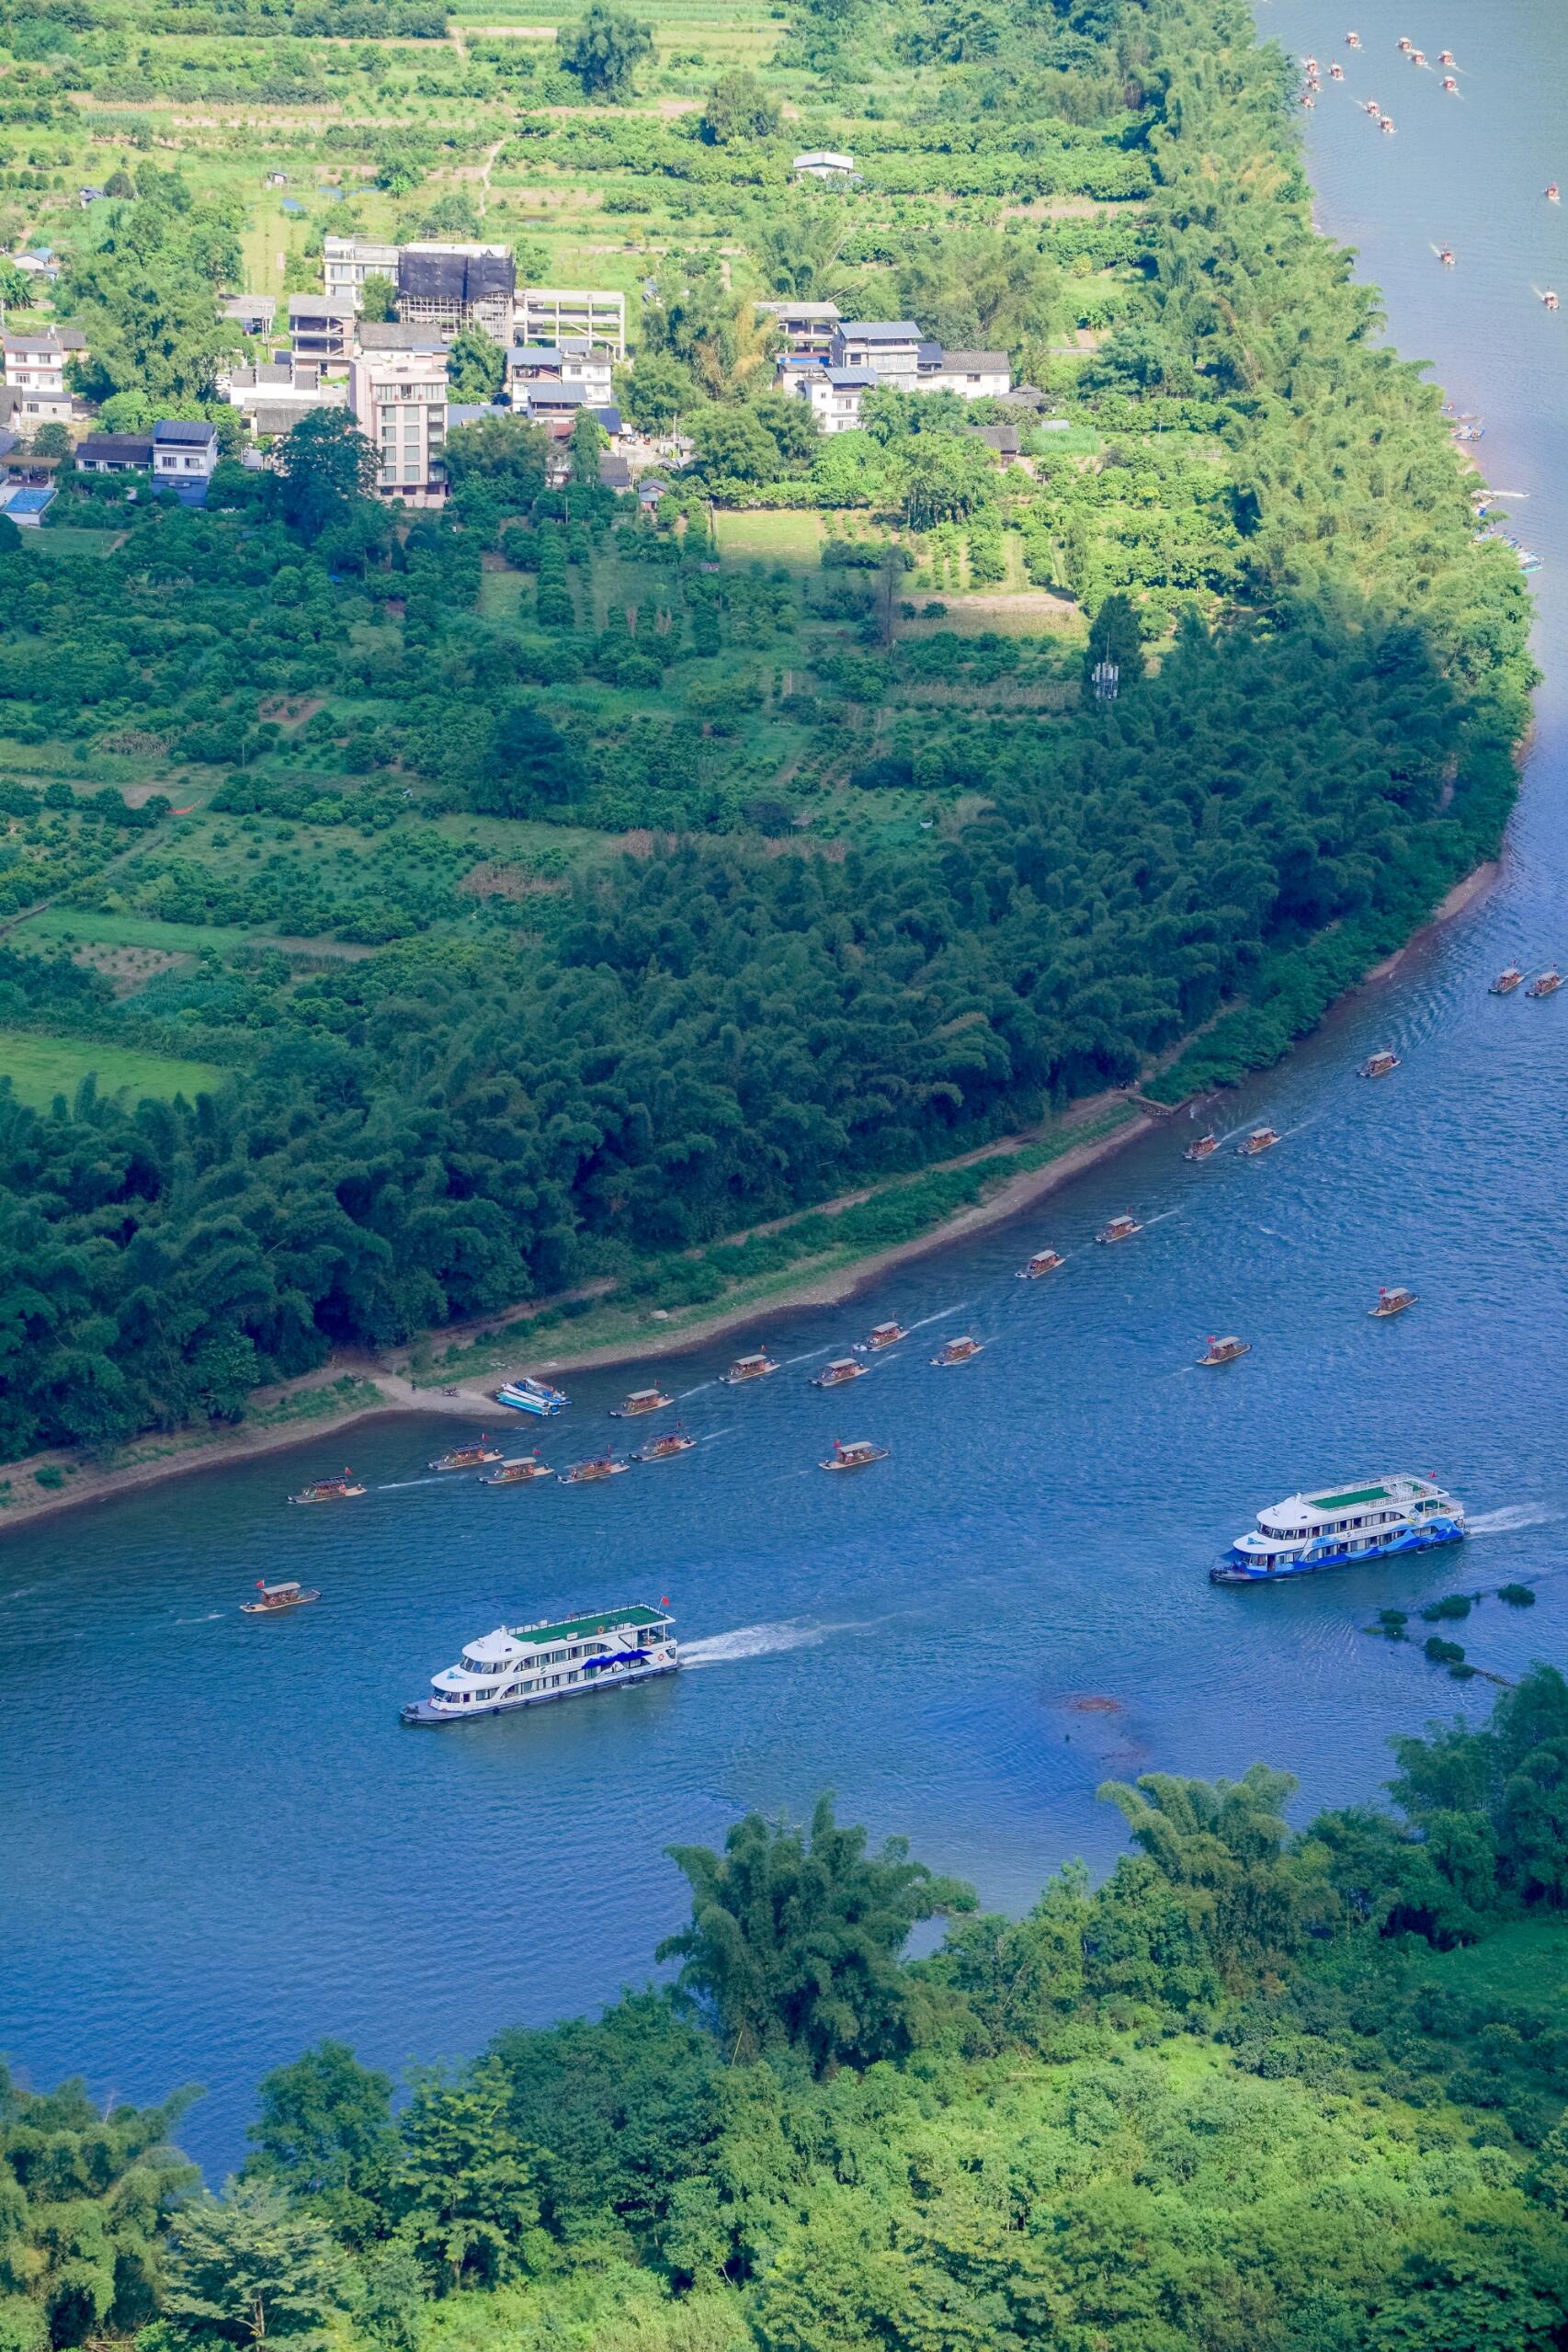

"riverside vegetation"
[8, 1671, 1568, 2352]
[0, 0, 1535, 1455]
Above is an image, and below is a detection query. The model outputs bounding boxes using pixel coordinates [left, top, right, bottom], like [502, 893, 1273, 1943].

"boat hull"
[402, 1658, 677, 1723]
[1211, 1520, 1464, 1583]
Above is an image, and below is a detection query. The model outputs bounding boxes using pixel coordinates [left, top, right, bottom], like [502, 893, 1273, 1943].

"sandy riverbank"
[0, 852, 1506, 1539]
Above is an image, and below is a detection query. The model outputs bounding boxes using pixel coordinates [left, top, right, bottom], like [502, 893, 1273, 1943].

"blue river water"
[5, 0, 1568, 2176]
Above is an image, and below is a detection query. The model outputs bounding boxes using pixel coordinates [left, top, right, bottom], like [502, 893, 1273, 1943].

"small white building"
[152, 419, 219, 500]
[324, 233, 400, 311]
[349, 347, 449, 503]
[4, 333, 73, 426]
[792, 150, 855, 182]
[788, 363, 879, 435]
[516, 287, 626, 360]
[830, 321, 922, 389]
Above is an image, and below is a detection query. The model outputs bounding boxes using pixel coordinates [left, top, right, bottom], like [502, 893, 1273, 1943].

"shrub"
[1420, 1594, 1471, 1623]
[1423, 1637, 1465, 1665]
[1497, 1584, 1537, 1608]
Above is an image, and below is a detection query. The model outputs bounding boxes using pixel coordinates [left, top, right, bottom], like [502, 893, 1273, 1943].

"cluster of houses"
[764, 307, 1013, 435]
[211, 237, 639, 504]
[1, 215, 1033, 518]
[0, 323, 222, 520]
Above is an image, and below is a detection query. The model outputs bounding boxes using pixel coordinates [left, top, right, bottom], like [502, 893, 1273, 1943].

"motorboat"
[632, 1427, 697, 1462]
[1183, 1132, 1219, 1162]
[609, 1387, 672, 1418]
[430, 1440, 503, 1471]
[866, 1320, 906, 1350]
[495, 1376, 567, 1417]
[1096, 1214, 1142, 1244]
[721, 1350, 778, 1384]
[561, 1452, 631, 1484]
[931, 1334, 983, 1366]
[481, 1456, 554, 1485]
[1490, 966, 1523, 993]
[812, 1356, 868, 1388]
[1197, 1336, 1251, 1368]
[288, 1471, 364, 1506]
[1359, 1050, 1400, 1077]
[820, 1438, 890, 1472]
[242, 1579, 322, 1613]
[1236, 1126, 1280, 1156]
[1528, 967, 1562, 996]
[1017, 1247, 1064, 1278]
[1369, 1286, 1418, 1318]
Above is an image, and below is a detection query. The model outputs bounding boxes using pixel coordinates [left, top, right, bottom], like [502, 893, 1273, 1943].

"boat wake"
[378, 1477, 444, 1491]
[906, 1302, 969, 1332]
[681, 1618, 858, 1668]
[1468, 1504, 1563, 1536]
[676, 1381, 714, 1400]
[175, 1612, 224, 1624]
[781, 1346, 831, 1367]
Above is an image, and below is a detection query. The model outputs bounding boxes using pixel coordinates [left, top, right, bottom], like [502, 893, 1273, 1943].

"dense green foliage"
[0, 0, 1534, 1458]
[13, 1674, 1568, 2351]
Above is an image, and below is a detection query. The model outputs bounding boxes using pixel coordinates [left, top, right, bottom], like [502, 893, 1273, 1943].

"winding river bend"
[6, 0, 1568, 2174]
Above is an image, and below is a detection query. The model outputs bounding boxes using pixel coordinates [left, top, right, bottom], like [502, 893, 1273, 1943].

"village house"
[756, 300, 841, 358]
[3, 332, 73, 427]
[829, 321, 923, 388]
[399, 244, 516, 340]
[788, 363, 880, 434]
[916, 346, 1012, 398]
[349, 347, 449, 504]
[221, 293, 278, 338]
[504, 339, 615, 403]
[323, 233, 400, 309]
[791, 150, 855, 182]
[152, 419, 219, 502]
[75, 432, 153, 475]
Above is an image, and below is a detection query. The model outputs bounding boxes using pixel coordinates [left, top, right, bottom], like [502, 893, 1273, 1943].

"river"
[5, 0, 1567, 2176]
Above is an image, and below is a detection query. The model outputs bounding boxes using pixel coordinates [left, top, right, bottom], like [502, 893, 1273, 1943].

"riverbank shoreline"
[0, 852, 1506, 1540]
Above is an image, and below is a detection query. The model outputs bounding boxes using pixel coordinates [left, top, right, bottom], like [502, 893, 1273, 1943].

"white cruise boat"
[402, 1603, 676, 1724]
[1213, 1474, 1465, 1583]
[496, 1377, 567, 1417]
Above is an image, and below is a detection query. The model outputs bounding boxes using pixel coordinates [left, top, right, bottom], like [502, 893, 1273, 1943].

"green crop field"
[0, 1030, 224, 1111]
[15, 908, 263, 956]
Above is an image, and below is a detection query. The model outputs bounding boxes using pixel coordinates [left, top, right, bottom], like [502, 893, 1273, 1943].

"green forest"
[9, 1670, 1568, 2351]
[0, 0, 1535, 1457]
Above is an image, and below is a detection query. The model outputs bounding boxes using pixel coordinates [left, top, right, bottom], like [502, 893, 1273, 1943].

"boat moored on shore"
[1369, 1285, 1418, 1318]
[242, 1579, 322, 1613]
[1197, 1335, 1251, 1367]
[288, 1471, 364, 1506]
[496, 1377, 567, 1417]
[403, 1604, 676, 1724]
[1213, 1474, 1464, 1582]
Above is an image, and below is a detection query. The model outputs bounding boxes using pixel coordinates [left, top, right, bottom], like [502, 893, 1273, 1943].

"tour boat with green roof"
[402, 1603, 676, 1723]
[1212, 1474, 1465, 1583]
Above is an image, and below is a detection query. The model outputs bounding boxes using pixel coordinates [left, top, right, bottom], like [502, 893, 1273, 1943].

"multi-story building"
[76, 432, 154, 475]
[789, 364, 880, 435]
[3, 333, 73, 426]
[516, 287, 626, 359]
[829, 321, 922, 388]
[756, 300, 840, 358]
[505, 339, 616, 403]
[399, 244, 516, 340]
[289, 295, 354, 367]
[152, 419, 219, 502]
[349, 348, 448, 503]
[324, 234, 399, 310]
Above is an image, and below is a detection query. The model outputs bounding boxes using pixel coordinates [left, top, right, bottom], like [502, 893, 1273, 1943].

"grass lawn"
[15, 908, 262, 955]
[0, 1029, 225, 1111]
[1420, 1918, 1568, 2012]
[713, 510, 832, 568]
